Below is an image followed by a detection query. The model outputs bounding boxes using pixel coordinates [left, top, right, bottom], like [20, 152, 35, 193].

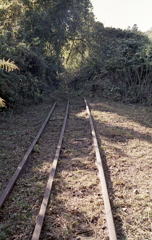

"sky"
[90, 0, 152, 32]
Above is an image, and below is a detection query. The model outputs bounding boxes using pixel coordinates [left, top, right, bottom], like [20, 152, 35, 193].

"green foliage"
[0, 0, 94, 108]
[145, 28, 152, 43]
[72, 23, 152, 104]
[1, 0, 152, 107]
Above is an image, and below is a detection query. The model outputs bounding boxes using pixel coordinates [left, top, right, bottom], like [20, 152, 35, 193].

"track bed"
[1, 98, 152, 240]
[40, 100, 109, 240]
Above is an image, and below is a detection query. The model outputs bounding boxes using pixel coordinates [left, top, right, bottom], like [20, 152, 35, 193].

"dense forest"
[1, 0, 152, 109]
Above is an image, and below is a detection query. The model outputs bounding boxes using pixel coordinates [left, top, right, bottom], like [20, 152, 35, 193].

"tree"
[132, 24, 138, 32]
[0, 0, 95, 108]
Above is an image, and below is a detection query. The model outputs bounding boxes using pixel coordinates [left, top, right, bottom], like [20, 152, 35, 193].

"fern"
[0, 97, 6, 108]
[0, 59, 19, 72]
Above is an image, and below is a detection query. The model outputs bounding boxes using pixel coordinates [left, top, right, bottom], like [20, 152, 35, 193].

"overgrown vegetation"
[1, 0, 152, 109]
[0, 0, 93, 108]
[67, 23, 152, 104]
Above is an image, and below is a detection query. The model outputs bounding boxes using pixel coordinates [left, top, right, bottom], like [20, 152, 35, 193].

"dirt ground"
[0, 97, 152, 240]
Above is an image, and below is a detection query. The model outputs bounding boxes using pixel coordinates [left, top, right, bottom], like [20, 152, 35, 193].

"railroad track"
[0, 100, 117, 240]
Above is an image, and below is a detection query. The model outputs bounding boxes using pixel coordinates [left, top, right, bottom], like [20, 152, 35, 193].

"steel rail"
[31, 100, 69, 240]
[0, 102, 56, 208]
[85, 99, 117, 240]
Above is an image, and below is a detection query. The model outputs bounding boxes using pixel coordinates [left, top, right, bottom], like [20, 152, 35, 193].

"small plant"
[33, 144, 40, 153]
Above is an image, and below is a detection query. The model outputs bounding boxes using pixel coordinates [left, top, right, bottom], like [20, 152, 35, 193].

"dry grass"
[0, 100, 66, 239]
[40, 100, 109, 240]
[0, 98, 152, 240]
[90, 100, 152, 240]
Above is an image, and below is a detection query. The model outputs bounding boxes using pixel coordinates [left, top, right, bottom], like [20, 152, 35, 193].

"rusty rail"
[85, 99, 117, 240]
[0, 102, 56, 208]
[31, 100, 69, 240]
